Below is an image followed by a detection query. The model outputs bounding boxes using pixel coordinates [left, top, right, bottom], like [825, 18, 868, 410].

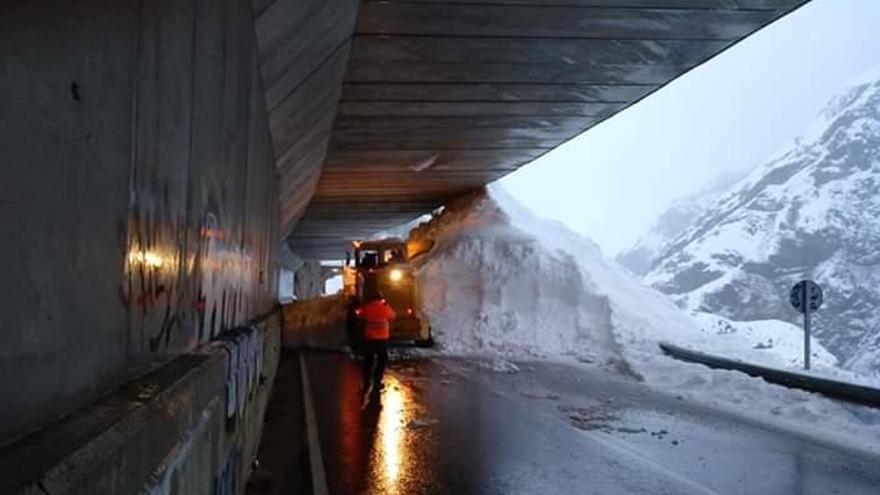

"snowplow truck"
[343, 238, 433, 347]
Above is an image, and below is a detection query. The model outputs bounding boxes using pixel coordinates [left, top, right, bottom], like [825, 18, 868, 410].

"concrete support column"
[295, 261, 324, 299]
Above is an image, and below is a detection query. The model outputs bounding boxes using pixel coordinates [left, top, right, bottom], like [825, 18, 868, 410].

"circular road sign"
[790, 280, 823, 314]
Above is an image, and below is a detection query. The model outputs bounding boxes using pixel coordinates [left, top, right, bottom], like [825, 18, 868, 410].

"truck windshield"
[356, 249, 380, 268]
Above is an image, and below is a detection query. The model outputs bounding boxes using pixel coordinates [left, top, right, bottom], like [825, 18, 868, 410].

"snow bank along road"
[292, 351, 880, 495]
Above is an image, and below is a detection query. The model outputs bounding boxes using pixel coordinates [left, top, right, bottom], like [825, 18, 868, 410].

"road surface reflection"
[307, 353, 880, 495]
[374, 375, 408, 493]
[335, 366, 421, 494]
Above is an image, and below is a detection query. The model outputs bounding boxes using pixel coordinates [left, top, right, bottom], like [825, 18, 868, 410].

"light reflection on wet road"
[304, 352, 880, 495]
[375, 375, 405, 493]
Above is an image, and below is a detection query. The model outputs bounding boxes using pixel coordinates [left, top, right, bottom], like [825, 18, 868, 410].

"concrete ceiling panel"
[250, 0, 809, 259]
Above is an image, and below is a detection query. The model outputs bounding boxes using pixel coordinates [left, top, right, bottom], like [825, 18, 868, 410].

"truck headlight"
[389, 268, 403, 283]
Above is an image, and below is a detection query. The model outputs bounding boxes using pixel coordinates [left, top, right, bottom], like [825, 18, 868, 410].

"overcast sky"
[500, 0, 880, 256]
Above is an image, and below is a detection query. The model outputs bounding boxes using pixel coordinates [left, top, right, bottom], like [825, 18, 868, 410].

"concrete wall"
[0, 0, 280, 453]
[144, 320, 283, 495]
[0, 316, 282, 495]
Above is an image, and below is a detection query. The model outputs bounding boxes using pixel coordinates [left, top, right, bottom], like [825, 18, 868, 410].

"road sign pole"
[790, 280, 822, 372]
[803, 286, 811, 371]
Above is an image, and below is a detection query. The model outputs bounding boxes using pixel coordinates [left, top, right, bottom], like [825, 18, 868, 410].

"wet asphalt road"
[301, 351, 880, 495]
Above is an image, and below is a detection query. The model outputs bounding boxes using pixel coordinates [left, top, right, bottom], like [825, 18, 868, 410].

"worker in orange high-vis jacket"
[355, 292, 396, 400]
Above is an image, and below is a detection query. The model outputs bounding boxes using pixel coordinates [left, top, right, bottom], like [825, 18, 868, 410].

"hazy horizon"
[500, 0, 880, 257]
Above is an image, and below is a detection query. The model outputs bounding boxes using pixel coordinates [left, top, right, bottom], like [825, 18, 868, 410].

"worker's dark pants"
[361, 340, 388, 392]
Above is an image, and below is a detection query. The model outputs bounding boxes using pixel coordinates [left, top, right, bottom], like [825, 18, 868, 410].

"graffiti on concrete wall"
[215, 447, 241, 495]
[118, 0, 279, 363]
[197, 212, 259, 343]
[215, 326, 265, 420]
[122, 204, 272, 357]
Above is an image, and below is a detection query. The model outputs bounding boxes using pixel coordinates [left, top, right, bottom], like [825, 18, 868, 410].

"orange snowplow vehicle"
[343, 238, 433, 347]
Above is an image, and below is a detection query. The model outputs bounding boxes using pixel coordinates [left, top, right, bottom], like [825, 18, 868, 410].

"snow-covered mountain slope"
[617, 171, 746, 276]
[616, 196, 708, 276]
[644, 70, 880, 378]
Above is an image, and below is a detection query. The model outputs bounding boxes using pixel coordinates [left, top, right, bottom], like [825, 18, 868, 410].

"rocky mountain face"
[641, 71, 880, 377]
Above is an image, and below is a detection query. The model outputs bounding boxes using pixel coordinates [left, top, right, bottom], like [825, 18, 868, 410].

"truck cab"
[344, 239, 432, 346]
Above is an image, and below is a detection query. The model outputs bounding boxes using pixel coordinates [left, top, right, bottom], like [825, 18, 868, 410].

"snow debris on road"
[407, 185, 880, 454]
[561, 402, 620, 432]
[477, 358, 521, 373]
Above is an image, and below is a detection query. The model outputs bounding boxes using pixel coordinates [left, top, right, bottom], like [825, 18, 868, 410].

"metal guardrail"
[659, 342, 880, 409]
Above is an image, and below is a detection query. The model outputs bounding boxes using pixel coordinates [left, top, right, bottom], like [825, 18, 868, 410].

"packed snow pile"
[282, 293, 347, 348]
[409, 186, 873, 382]
[407, 186, 880, 452]
[410, 188, 657, 375]
[409, 186, 717, 374]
